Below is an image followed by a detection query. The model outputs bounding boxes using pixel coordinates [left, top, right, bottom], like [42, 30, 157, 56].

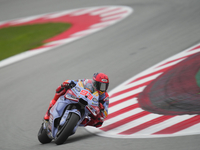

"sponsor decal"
[75, 87, 81, 92]
[102, 79, 108, 82]
[92, 98, 98, 102]
[80, 90, 93, 100]
[78, 81, 84, 88]
[93, 91, 99, 97]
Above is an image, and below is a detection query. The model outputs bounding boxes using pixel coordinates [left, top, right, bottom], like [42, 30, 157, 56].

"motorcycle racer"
[44, 72, 109, 128]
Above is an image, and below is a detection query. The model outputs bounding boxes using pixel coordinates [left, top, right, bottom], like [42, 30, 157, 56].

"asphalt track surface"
[0, 0, 200, 150]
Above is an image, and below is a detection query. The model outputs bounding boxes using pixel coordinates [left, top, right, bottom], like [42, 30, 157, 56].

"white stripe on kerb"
[108, 98, 138, 114]
[106, 113, 161, 134]
[90, 7, 118, 15]
[102, 108, 144, 127]
[109, 86, 145, 104]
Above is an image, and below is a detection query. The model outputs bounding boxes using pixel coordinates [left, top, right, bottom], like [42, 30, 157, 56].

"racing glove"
[61, 81, 76, 90]
[99, 102, 106, 118]
[61, 82, 70, 90]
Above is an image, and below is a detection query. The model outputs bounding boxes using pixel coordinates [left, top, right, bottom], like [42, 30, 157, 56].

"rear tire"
[54, 113, 80, 145]
[38, 123, 52, 144]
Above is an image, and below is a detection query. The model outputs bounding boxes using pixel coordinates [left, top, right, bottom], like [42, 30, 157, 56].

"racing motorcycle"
[38, 80, 100, 145]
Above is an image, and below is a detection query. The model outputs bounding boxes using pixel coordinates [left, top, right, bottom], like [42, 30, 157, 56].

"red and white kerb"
[0, 6, 133, 68]
[86, 43, 200, 138]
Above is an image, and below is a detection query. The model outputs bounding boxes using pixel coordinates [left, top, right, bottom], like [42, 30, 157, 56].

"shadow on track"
[36, 131, 96, 147]
[64, 132, 96, 144]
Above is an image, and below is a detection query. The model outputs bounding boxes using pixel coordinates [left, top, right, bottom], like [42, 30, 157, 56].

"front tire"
[38, 123, 52, 144]
[54, 113, 80, 145]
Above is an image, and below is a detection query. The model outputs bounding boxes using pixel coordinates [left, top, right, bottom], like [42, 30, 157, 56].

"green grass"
[0, 23, 71, 61]
[196, 69, 200, 88]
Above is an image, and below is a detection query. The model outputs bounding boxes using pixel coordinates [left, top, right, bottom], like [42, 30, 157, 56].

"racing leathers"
[44, 79, 109, 128]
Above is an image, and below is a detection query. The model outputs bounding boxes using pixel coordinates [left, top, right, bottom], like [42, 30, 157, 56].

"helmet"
[93, 72, 109, 92]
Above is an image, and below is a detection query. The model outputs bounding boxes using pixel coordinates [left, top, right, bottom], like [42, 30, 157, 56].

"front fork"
[42, 120, 54, 139]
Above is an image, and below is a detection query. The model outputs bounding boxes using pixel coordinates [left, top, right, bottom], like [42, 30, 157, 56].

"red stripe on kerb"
[189, 45, 200, 51]
[153, 115, 200, 134]
[119, 115, 175, 135]
[45, 15, 101, 43]
[155, 54, 196, 68]
[110, 81, 151, 99]
[127, 66, 172, 84]
[127, 53, 197, 84]
[106, 104, 139, 120]
[0, 23, 10, 28]
[100, 111, 150, 131]
[109, 93, 139, 107]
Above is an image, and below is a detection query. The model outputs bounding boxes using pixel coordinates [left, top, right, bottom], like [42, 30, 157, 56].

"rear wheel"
[38, 123, 52, 144]
[54, 113, 80, 145]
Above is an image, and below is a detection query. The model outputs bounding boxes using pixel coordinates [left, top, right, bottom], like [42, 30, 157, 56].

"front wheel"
[38, 123, 52, 144]
[54, 113, 80, 145]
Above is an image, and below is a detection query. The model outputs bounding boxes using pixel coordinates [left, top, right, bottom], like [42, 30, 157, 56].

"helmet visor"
[95, 81, 109, 92]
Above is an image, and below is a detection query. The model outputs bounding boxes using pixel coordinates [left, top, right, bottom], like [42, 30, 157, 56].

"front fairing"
[65, 80, 99, 107]
[49, 96, 77, 138]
